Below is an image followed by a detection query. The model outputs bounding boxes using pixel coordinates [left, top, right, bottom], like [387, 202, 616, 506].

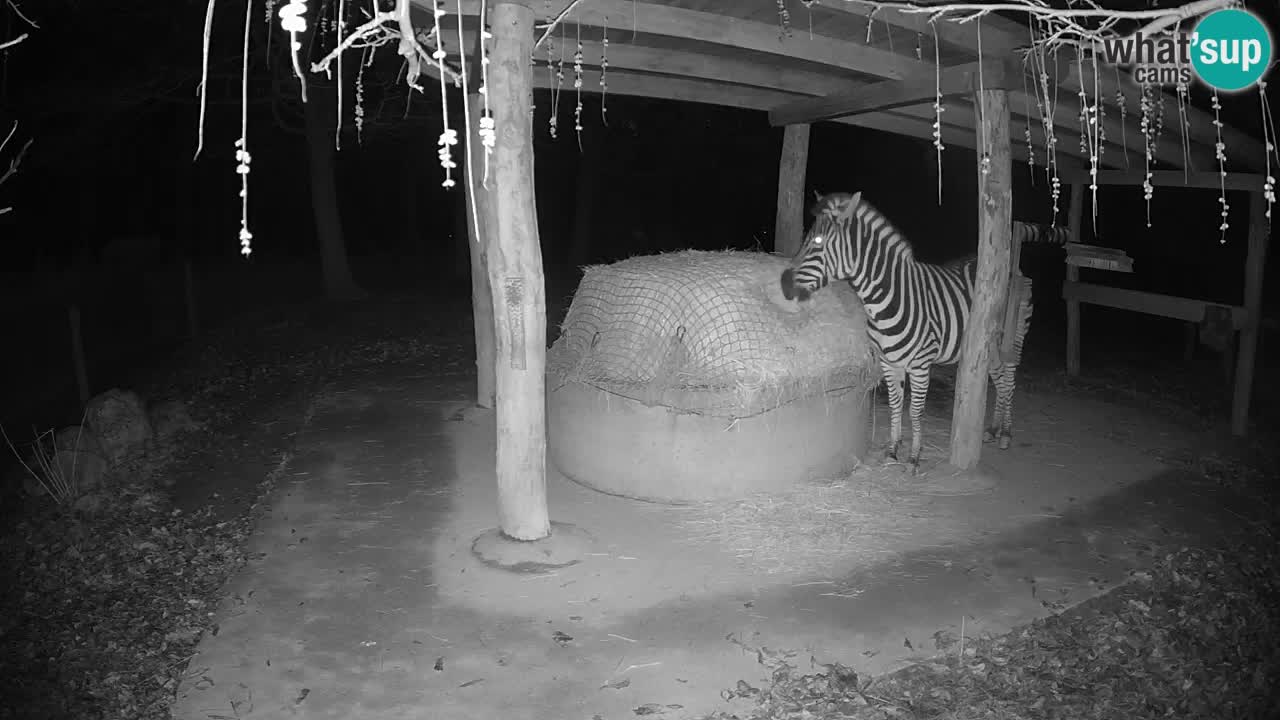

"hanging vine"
[573, 22, 584, 150]
[930, 21, 944, 205]
[549, 22, 565, 139]
[191, 0, 1276, 257]
[600, 16, 610, 126]
[1211, 90, 1229, 243]
[1262, 80, 1277, 222]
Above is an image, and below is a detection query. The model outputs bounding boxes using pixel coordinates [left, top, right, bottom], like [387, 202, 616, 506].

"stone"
[85, 389, 153, 466]
[52, 426, 107, 494]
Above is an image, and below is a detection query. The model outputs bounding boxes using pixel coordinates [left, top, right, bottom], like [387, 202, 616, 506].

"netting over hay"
[547, 250, 876, 416]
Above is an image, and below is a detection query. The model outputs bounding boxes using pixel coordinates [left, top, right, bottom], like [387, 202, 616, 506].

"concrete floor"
[171, 366, 1243, 720]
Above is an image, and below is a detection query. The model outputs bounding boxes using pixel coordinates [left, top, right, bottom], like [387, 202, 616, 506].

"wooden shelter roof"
[428, 0, 1268, 188]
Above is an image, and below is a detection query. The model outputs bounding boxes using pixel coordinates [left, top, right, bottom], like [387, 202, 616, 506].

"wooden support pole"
[950, 89, 1012, 471]
[773, 123, 810, 257]
[1065, 183, 1085, 376]
[1231, 192, 1270, 437]
[999, 219, 1025, 361]
[486, 0, 550, 541]
[465, 92, 497, 410]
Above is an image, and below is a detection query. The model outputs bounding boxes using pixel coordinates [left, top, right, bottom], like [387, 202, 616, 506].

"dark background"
[1, 0, 1276, 434]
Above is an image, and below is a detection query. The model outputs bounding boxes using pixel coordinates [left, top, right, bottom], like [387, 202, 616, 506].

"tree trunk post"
[465, 91, 498, 410]
[1065, 183, 1085, 376]
[302, 73, 363, 300]
[950, 88, 1012, 471]
[68, 304, 90, 408]
[1231, 191, 1269, 436]
[774, 123, 811, 257]
[485, 0, 550, 541]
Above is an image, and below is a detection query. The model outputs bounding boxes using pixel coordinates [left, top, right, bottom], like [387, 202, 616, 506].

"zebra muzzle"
[780, 268, 811, 302]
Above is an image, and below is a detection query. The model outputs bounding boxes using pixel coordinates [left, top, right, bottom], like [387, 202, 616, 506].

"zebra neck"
[847, 244, 924, 324]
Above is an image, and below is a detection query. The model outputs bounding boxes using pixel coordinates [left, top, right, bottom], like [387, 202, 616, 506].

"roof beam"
[769, 57, 1022, 126]
[1043, 50, 1266, 172]
[438, 26, 1138, 170]
[522, 68, 1118, 171]
[438, 2, 1248, 171]
[803, 0, 1027, 56]
[1056, 167, 1268, 192]
[453, 0, 926, 81]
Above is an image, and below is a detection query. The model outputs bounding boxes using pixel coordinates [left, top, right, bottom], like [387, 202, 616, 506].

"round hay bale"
[547, 250, 876, 504]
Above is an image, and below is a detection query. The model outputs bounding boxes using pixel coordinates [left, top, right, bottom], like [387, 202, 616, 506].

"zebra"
[779, 191, 1068, 474]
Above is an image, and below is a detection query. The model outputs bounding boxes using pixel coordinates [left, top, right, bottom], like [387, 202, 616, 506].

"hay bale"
[547, 250, 877, 504]
[548, 250, 874, 416]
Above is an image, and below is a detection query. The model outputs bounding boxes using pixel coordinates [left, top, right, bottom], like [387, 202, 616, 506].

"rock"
[148, 399, 201, 439]
[53, 426, 108, 494]
[85, 389, 153, 466]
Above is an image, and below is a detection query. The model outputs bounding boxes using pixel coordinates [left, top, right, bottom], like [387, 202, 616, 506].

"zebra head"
[780, 191, 862, 302]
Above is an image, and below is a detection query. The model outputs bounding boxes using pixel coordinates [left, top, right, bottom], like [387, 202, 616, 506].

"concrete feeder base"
[548, 380, 872, 504]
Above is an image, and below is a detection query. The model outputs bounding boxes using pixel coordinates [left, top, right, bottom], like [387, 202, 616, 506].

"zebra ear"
[841, 192, 862, 218]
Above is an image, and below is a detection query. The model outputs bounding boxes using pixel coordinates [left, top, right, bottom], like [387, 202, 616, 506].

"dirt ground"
[166, 341, 1264, 720]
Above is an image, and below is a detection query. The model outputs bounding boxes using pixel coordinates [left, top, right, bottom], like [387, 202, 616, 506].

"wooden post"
[999, 220, 1024, 360]
[68, 305, 90, 407]
[1231, 192, 1269, 436]
[1065, 183, 1085, 376]
[465, 92, 498, 410]
[485, 0, 550, 541]
[773, 123, 810, 257]
[950, 89, 1012, 470]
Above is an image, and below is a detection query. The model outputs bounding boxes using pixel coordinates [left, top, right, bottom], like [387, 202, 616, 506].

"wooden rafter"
[436, 1, 1263, 174]
[802, 0, 1026, 56]
[768, 58, 1024, 126]
[441, 26, 1144, 170]
[1057, 167, 1269, 191]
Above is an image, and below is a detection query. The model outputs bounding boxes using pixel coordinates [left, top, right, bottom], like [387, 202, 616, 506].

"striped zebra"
[779, 191, 1068, 474]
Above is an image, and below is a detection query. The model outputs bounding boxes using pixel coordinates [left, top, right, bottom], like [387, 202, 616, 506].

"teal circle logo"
[1191, 8, 1273, 92]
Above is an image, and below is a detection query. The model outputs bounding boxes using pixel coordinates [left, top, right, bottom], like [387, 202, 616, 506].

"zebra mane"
[812, 191, 918, 263]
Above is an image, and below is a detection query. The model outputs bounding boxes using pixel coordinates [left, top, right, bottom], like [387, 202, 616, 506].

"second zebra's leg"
[984, 361, 1015, 449]
[906, 365, 932, 474]
[881, 365, 906, 463]
[997, 363, 1018, 449]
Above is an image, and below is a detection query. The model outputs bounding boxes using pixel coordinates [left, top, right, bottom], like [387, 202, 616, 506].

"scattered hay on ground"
[673, 461, 962, 579]
[699, 537, 1280, 720]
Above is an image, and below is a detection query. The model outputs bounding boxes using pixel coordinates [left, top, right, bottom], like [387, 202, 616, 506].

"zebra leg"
[881, 365, 906, 463]
[986, 276, 1033, 450]
[906, 366, 931, 474]
[997, 364, 1018, 450]
[984, 361, 1006, 445]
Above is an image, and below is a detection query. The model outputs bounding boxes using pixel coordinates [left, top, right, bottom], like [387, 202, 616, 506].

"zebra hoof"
[998, 435, 1012, 450]
[982, 429, 997, 444]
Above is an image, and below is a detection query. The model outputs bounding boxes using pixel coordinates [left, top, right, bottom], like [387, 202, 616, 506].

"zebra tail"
[1014, 221, 1071, 246]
